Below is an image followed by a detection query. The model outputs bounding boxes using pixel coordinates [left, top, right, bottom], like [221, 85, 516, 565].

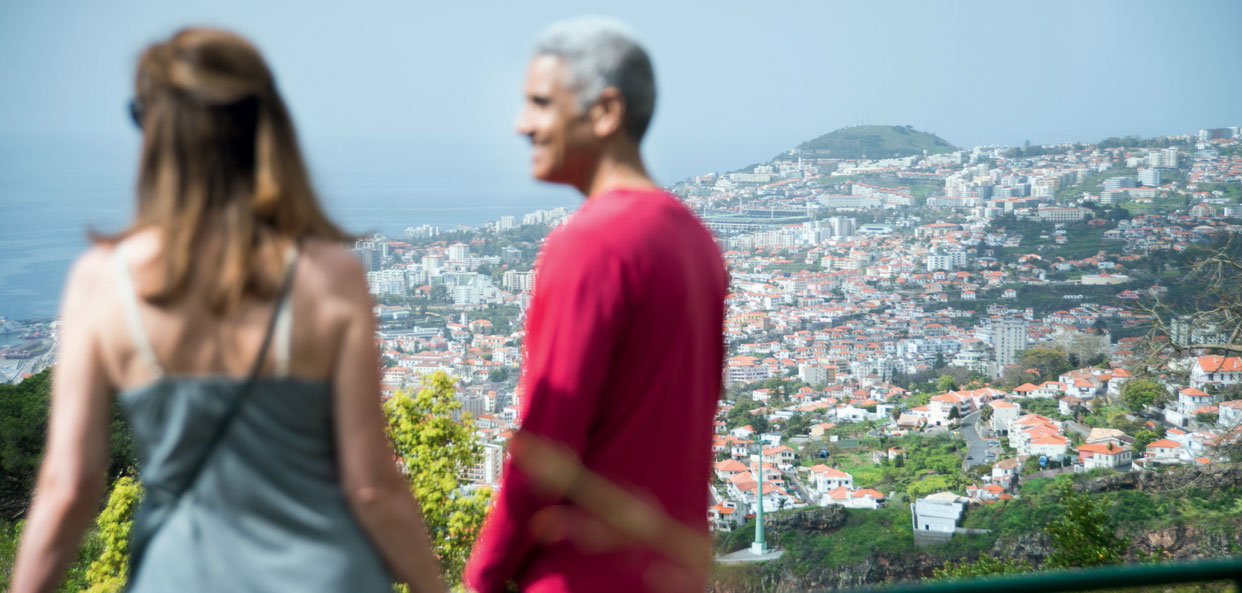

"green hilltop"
[797, 124, 956, 159]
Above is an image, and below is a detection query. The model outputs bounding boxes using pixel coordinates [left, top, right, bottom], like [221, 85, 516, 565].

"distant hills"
[796, 125, 956, 159]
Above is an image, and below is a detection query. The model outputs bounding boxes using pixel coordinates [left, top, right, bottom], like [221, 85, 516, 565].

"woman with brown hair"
[10, 28, 445, 593]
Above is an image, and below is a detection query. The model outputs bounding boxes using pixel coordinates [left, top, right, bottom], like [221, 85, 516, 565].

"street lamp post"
[750, 441, 768, 555]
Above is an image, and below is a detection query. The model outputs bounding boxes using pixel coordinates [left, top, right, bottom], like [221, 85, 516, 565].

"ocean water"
[0, 136, 583, 320]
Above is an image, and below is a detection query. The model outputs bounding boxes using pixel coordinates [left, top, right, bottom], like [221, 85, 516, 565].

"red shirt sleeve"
[463, 229, 628, 593]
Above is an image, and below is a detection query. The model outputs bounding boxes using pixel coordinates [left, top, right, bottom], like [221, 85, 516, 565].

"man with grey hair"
[463, 17, 727, 593]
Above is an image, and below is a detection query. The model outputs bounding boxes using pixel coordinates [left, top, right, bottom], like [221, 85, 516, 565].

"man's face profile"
[515, 54, 600, 187]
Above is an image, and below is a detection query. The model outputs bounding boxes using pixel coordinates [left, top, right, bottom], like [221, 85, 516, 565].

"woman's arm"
[330, 255, 446, 593]
[11, 251, 114, 593]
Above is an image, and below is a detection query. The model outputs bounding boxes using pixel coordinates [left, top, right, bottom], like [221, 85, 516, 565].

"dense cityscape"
[4, 123, 1242, 588]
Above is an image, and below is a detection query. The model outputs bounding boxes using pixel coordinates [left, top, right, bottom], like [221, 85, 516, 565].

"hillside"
[711, 465, 1242, 593]
[797, 125, 956, 159]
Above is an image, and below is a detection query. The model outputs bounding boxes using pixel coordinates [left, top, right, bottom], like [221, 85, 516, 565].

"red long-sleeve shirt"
[463, 187, 727, 593]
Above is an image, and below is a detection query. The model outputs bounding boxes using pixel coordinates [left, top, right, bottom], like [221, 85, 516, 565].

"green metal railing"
[849, 557, 1242, 593]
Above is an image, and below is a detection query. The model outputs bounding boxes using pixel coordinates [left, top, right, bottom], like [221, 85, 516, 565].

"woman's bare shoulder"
[60, 244, 126, 337]
[297, 239, 369, 300]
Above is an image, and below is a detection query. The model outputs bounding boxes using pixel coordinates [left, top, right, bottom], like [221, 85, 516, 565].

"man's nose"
[514, 108, 530, 136]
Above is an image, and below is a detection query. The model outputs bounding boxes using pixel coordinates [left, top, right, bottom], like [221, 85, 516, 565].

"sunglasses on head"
[128, 98, 144, 129]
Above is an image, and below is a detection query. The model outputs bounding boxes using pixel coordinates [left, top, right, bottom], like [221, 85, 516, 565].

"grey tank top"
[111, 245, 393, 592]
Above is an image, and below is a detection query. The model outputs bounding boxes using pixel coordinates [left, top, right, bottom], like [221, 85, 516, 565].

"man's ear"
[591, 87, 626, 139]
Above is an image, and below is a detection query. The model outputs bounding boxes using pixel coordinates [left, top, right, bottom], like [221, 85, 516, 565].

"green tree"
[0, 369, 135, 519]
[936, 375, 957, 393]
[1045, 481, 1129, 569]
[1195, 412, 1219, 424]
[911, 389, 935, 405]
[906, 474, 952, 499]
[725, 397, 767, 432]
[782, 412, 812, 439]
[933, 554, 1031, 580]
[384, 371, 492, 586]
[428, 284, 450, 304]
[0, 370, 54, 517]
[980, 405, 994, 423]
[1018, 347, 1070, 379]
[84, 476, 143, 593]
[1132, 430, 1158, 453]
[1121, 379, 1165, 413]
[0, 519, 20, 591]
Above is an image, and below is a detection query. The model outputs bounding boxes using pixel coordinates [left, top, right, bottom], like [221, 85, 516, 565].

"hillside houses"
[1007, 414, 1069, 458]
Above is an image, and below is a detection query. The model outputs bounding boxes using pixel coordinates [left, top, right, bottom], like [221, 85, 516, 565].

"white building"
[1138, 168, 1162, 187]
[809, 465, 854, 492]
[366, 268, 408, 297]
[1177, 387, 1214, 414]
[912, 492, 967, 534]
[1077, 442, 1132, 470]
[1030, 206, 1091, 223]
[1190, 355, 1242, 390]
[926, 251, 968, 272]
[447, 243, 471, 262]
[993, 319, 1027, 372]
[798, 363, 832, 386]
[502, 270, 535, 292]
[1220, 400, 1242, 429]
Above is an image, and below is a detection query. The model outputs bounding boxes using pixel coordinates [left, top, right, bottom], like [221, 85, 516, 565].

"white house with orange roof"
[930, 392, 969, 421]
[1065, 376, 1102, 399]
[730, 425, 756, 439]
[1145, 439, 1184, 464]
[1058, 395, 1085, 417]
[1077, 442, 1132, 470]
[848, 489, 888, 509]
[709, 500, 745, 532]
[763, 445, 797, 470]
[1178, 387, 1214, 414]
[952, 387, 1007, 410]
[988, 399, 1021, 434]
[729, 439, 752, 459]
[1191, 355, 1242, 390]
[1032, 381, 1066, 398]
[821, 486, 853, 506]
[1106, 367, 1132, 396]
[809, 465, 854, 493]
[1010, 414, 1065, 457]
[1029, 434, 1070, 458]
[978, 484, 1006, 501]
[1220, 400, 1242, 428]
[727, 472, 790, 513]
[991, 457, 1021, 486]
[714, 459, 749, 481]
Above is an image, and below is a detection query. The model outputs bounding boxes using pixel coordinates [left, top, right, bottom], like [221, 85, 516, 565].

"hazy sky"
[2, 0, 1240, 184]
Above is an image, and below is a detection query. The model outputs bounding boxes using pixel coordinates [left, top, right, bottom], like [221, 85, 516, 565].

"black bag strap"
[128, 245, 299, 581]
[179, 245, 300, 492]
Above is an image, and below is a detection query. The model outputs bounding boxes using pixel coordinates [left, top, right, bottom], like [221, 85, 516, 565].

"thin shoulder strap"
[273, 246, 299, 376]
[247, 243, 301, 379]
[110, 244, 164, 377]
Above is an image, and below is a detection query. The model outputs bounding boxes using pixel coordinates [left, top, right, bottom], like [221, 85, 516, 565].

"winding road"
[960, 410, 990, 470]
